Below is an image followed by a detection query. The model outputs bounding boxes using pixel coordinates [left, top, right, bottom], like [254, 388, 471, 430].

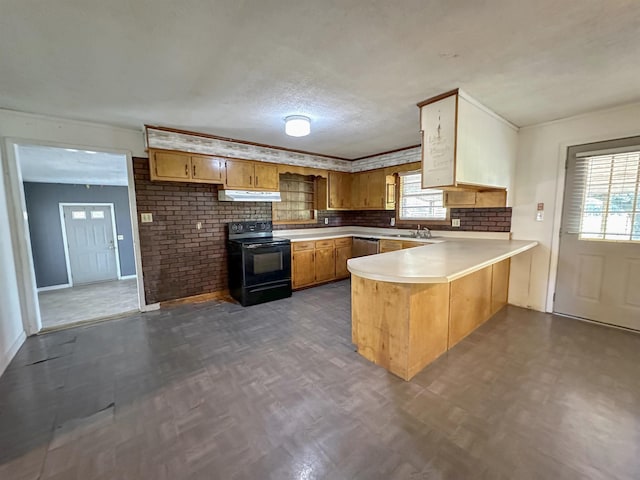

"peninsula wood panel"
[448, 265, 493, 348]
[351, 275, 449, 381]
[491, 258, 511, 315]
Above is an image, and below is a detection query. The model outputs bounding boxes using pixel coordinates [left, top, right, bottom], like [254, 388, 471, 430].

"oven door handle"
[245, 242, 287, 249]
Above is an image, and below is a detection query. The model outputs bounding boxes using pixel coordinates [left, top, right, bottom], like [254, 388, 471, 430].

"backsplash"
[133, 157, 271, 304]
[274, 207, 512, 232]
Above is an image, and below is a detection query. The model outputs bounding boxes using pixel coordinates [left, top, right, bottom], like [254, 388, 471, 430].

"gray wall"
[24, 183, 136, 287]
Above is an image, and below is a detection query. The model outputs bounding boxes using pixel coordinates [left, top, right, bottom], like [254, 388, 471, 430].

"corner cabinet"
[225, 159, 278, 191]
[418, 89, 518, 191]
[150, 149, 225, 184]
[350, 170, 396, 210]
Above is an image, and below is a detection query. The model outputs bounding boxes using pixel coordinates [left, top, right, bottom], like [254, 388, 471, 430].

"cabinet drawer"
[314, 239, 335, 249]
[334, 237, 352, 247]
[292, 241, 315, 252]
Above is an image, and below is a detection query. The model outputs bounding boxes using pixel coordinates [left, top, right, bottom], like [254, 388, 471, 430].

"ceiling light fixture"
[65, 148, 79, 152]
[284, 115, 311, 137]
[85, 151, 97, 154]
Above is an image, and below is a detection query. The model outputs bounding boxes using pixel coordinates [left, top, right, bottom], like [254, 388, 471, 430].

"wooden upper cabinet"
[151, 151, 190, 181]
[365, 170, 386, 209]
[328, 171, 352, 209]
[191, 155, 225, 183]
[443, 189, 506, 208]
[150, 150, 225, 184]
[254, 163, 278, 190]
[225, 159, 255, 189]
[225, 159, 278, 191]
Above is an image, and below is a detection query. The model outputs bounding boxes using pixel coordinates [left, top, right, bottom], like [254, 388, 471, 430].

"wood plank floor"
[1, 280, 639, 479]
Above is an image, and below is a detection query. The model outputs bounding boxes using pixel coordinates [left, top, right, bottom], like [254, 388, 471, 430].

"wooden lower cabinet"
[315, 247, 336, 282]
[335, 237, 352, 278]
[292, 249, 315, 288]
[292, 237, 352, 289]
[352, 257, 513, 381]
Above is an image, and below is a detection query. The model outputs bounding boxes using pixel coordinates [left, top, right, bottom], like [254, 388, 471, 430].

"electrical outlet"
[324, 218, 329, 225]
[452, 218, 460, 227]
[390, 218, 395, 226]
[196, 222, 202, 230]
[141, 213, 153, 223]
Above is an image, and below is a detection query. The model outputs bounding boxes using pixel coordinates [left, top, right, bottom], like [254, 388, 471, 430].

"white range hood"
[218, 190, 282, 202]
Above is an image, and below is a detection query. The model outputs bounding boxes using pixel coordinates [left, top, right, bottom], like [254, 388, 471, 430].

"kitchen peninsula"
[347, 238, 537, 380]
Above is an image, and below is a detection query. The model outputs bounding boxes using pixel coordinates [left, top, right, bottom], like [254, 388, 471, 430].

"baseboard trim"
[0, 331, 27, 377]
[37, 283, 71, 293]
[160, 289, 231, 308]
[120, 275, 137, 280]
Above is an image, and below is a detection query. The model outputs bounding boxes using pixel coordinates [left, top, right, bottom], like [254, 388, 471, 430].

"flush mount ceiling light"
[284, 115, 310, 137]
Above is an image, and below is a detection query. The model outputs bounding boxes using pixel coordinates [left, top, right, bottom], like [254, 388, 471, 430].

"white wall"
[0, 148, 26, 376]
[0, 109, 145, 371]
[509, 102, 640, 312]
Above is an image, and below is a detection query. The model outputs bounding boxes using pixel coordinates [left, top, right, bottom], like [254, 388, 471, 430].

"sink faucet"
[416, 225, 432, 239]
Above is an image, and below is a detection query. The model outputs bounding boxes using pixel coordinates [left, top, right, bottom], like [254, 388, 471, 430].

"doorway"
[555, 136, 640, 330]
[15, 143, 142, 330]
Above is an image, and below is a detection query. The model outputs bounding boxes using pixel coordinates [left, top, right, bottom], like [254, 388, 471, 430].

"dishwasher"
[352, 237, 379, 257]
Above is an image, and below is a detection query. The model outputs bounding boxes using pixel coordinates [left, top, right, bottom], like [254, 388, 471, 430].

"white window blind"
[399, 173, 446, 220]
[566, 150, 640, 241]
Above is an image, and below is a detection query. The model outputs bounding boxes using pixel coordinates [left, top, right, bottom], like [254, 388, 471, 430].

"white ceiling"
[1, 1, 639, 159]
[17, 145, 128, 186]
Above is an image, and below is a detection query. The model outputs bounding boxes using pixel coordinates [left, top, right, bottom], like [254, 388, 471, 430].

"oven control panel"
[228, 220, 272, 237]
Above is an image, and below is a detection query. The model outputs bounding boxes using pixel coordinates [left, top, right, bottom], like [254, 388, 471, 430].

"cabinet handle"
[193, 164, 196, 177]
[256, 176, 259, 186]
[185, 164, 188, 176]
[249, 176, 252, 185]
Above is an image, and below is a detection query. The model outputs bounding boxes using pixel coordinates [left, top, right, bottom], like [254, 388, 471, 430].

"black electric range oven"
[227, 221, 292, 306]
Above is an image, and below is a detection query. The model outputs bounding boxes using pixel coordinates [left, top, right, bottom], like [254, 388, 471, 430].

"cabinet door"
[254, 163, 279, 190]
[365, 170, 386, 209]
[443, 190, 476, 207]
[315, 247, 336, 282]
[385, 175, 396, 210]
[329, 171, 352, 209]
[379, 239, 403, 253]
[351, 173, 366, 209]
[191, 155, 225, 183]
[292, 250, 315, 288]
[225, 159, 255, 188]
[151, 151, 190, 181]
[335, 245, 352, 278]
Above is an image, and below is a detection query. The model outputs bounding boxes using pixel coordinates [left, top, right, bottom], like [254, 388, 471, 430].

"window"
[272, 173, 316, 223]
[398, 172, 446, 221]
[574, 150, 640, 241]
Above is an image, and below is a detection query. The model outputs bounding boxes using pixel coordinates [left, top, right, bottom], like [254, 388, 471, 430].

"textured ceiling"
[17, 145, 128, 186]
[1, 1, 639, 158]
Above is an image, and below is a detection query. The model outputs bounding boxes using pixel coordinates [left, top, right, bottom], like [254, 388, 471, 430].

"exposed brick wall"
[274, 207, 512, 232]
[133, 157, 271, 304]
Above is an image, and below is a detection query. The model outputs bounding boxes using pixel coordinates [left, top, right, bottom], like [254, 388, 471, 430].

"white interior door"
[555, 139, 640, 330]
[62, 204, 118, 285]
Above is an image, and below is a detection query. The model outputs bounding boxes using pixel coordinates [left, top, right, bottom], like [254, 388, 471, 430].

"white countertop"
[277, 226, 511, 243]
[347, 238, 537, 284]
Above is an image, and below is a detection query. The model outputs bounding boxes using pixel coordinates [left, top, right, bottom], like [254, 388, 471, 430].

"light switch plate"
[141, 213, 153, 223]
[117, 234, 124, 241]
[452, 218, 461, 227]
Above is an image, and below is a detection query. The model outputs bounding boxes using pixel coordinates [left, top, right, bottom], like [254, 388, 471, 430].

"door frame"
[59, 202, 122, 287]
[1, 137, 149, 335]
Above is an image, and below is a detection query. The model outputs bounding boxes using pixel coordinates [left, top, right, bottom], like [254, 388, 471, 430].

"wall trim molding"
[120, 274, 137, 280]
[0, 331, 26, 377]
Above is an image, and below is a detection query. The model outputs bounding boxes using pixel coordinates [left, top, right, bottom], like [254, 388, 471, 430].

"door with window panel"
[555, 139, 640, 330]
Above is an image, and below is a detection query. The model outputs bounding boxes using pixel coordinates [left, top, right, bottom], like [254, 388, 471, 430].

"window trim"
[395, 172, 450, 226]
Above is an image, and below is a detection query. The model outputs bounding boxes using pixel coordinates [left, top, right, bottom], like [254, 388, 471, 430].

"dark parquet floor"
[1, 280, 639, 479]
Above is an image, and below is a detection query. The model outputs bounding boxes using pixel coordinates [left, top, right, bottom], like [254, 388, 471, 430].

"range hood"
[218, 190, 282, 202]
